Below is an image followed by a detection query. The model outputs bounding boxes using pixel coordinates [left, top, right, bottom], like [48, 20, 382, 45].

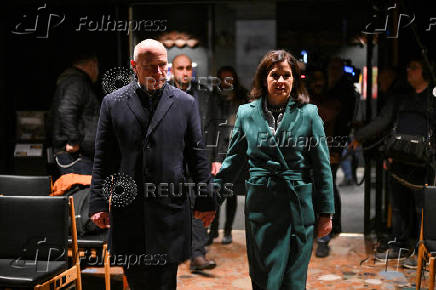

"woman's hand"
[317, 215, 332, 238]
[211, 162, 222, 176]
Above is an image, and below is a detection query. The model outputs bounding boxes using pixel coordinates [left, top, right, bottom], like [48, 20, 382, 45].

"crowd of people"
[48, 37, 434, 289]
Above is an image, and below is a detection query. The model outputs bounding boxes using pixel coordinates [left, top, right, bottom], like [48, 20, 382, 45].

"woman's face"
[266, 61, 294, 100]
[407, 61, 424, 88]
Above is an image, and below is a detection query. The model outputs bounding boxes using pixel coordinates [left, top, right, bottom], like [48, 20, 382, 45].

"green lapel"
[251, 98, 302, 168]
[276, 98, 303, 141]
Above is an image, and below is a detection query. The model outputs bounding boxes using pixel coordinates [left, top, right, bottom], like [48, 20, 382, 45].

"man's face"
[266, 61, 293, 100]
[132, 46, 168, 91]
[407, 61, 424, 88]
[172, 56, 192, 87]
[309, 71, 326, 96]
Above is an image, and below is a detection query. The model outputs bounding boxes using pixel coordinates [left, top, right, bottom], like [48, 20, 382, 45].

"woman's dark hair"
[250, 50, 309, 104]
[217, 65, 249, 103]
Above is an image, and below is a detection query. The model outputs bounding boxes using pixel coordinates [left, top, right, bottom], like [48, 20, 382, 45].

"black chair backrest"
[0, 175, 51, 196]
[424, 186, 436, 241]
[0, 196, 68, 262]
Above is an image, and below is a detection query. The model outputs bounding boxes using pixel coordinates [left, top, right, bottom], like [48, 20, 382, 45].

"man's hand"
[194, 211, 215, 227]
[90, 212, 110, 229]
[211, 162, 222, 176]
[317, 215, 332, 238]
[66, 144, 80, 153]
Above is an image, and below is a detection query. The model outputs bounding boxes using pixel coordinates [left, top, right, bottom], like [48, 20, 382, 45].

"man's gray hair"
[133, 39, 166, 61]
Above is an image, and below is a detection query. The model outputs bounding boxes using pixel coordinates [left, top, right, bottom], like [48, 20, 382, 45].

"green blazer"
[214, 97, 334, 289]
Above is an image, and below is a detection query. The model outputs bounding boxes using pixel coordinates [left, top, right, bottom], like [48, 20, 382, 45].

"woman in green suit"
[214, 50, 335, 290]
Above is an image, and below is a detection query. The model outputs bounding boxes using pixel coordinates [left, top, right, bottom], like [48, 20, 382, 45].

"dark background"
[0, 0, 434, 174]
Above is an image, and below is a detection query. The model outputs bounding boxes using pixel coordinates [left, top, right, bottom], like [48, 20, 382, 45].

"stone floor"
[175, 230, 433, 289]
[82, 168, 433, 289]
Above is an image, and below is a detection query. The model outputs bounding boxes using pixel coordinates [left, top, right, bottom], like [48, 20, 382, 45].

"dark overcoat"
[89, 82, 215, 264]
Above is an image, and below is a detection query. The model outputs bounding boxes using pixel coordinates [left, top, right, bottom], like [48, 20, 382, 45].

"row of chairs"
[0, 174, 113, 290]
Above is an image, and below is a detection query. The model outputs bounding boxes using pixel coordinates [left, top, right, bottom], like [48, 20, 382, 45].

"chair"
[0, 196, 82, 289]
[68, 230, 112, 290]
[416, 186, 436, 290]
[0, 174, 51, 196]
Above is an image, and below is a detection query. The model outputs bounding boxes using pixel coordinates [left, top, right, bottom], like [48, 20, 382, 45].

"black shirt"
[136, 82, 166, 119]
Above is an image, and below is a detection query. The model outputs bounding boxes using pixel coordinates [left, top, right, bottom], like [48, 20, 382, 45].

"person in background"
[352, 67, 400, 146]
[325, 57, 358, 234]
[352, 59, 435, 268]
[51, 50, 100, 175]
[207, 66, 249, 245]
[307, 66, 341, 258]
[170, 54, 217, 272]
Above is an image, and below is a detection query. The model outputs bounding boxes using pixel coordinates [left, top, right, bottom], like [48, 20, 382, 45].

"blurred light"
[300, 50, 308, 64]
[301, 74, 306, 79]
[344, 65, 354, 74]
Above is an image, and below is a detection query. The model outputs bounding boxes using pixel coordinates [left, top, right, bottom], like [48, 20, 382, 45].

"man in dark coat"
[50, 51, 100, 175]
[170, 54, 216, 271]
[89, 39, 216, 290]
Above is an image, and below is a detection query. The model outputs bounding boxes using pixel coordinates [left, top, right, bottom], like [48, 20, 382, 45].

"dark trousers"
[316, 164, 341, 244]
[210, 195, 237, 235]
[330, 164, 342, 234]
[123, 263, 178, 290]
[192, 217, 208, 259]
[252, 280, 264, 290]
[390, 162, 427, 248]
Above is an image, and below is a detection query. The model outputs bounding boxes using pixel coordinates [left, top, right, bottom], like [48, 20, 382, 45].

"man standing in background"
[50, 50, 100, 175]
[171, 53, 217, 271]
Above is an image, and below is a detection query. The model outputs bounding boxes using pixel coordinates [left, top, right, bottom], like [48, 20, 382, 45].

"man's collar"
[137, 81, 167, 98]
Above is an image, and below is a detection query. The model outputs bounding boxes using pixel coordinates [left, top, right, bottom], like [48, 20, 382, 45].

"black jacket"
[51, 67, 100, 157]
[89, 82, 215, 262]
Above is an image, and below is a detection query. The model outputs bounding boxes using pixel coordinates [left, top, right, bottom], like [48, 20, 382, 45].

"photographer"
[352, 58, 435, 268]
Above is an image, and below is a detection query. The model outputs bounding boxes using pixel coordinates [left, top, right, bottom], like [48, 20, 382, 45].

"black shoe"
[190, 256, 217, 271]
[206, 230, 218, 246]
[403, 253, 417, 269]
[316, 241, 330, 258]
[375, 247, 410, 262]
[222, 234, 232, 244]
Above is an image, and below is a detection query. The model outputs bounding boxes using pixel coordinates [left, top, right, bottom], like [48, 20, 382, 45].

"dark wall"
[277, 1, 367, 64]
[0, 7, 7, 172]
[1, 2, 130, 173]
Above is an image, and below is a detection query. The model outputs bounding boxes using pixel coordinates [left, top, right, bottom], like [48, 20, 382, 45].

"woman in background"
[208, 66, 249, 245]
